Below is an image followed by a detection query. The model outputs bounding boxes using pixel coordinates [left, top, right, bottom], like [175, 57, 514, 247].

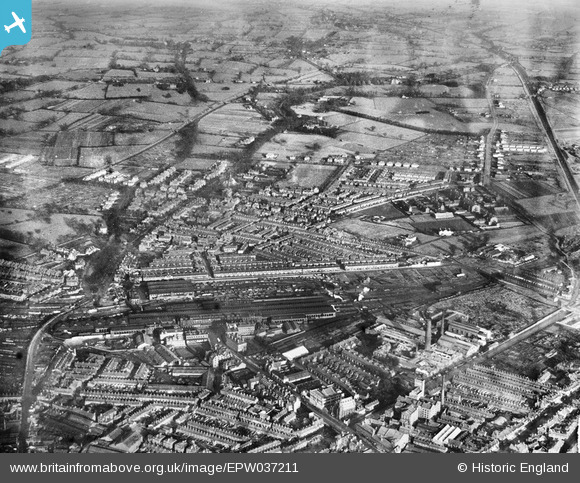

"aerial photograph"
[0, 0, 579, 455]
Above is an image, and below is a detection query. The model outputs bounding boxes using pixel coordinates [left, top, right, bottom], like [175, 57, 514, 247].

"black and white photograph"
[0, 0, 580, 470]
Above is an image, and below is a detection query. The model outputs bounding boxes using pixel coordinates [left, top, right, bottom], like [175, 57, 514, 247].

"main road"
[18, 299, 88, 452]
[428, 304, 573, 385]
[482, 66, 504, 186]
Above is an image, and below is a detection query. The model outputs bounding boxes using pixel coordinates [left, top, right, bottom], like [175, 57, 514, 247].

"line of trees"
[173, 42, 207, 102]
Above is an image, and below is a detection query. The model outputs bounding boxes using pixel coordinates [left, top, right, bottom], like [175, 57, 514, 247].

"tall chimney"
[425, 318, 432, 351]
[441, 374, 446, 407]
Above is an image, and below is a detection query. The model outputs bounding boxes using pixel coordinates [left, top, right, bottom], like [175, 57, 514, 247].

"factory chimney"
[440, 311, 446, 337]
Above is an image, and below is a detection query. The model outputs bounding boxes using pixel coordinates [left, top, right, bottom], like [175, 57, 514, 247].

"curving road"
[18, 301, 87, 452]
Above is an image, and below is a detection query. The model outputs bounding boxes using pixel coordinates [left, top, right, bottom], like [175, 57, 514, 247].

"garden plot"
[65, 113, 113, 131]
[51, 99, 109, 113]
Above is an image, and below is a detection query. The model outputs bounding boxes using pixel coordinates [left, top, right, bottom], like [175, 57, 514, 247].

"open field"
[331, 218, 414, 240]
[325, 113, 425, 142]
[516, 193, 580, 216]
[281, 164, 337, 188]
[258, 133, 354, 161]
[78, 145, 145, 168]
[63, 83, 107, 100]
[24, 80, 83, 93]
[541, 92, 580, 143]
[113, 131, 169, 146]
[342, 97, 484, 133]
[196, 83, 252, 102]
[198, 103, 271, 137]
[411, 217, 476, 235]
[2, 178, 112, 215]
[106, 84, 154, 99]
[146, 88, 192, 106]
[356, 203, 407, 220]
[0, 237, 34, 258]
[50, 99, 109, 113]
[338, 131, 414, 153]
[117, 101, 204, 123]
[0, 208, 101, 245]
[194, 133, 241, 149]
[175, 157, 217, 171]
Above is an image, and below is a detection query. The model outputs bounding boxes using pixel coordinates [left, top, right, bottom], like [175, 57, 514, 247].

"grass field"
[106, 84, 153, 99]
[0, 208, 101, 245]
[357, 202, 407, 220]
[412, 217, 475, 235]
[331, 218, 412, 239]
[258, 133, 354, 160]
[198, 103, 271, 136]
[175, 157, 217, 171]
[343, 101, 480, 133]
[516, 193, 579, 216]
[281, 164, 337, 188]
[78, 145, 143, 167]
[2, 180, 112, 215]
